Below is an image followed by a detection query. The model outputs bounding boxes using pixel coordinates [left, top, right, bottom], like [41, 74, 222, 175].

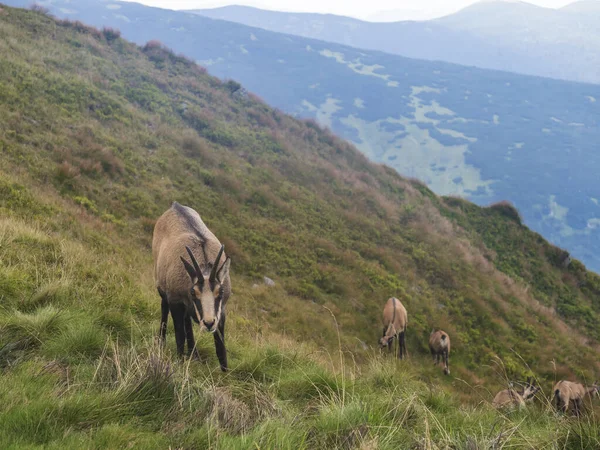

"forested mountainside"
[1, 5, 600, 448]
[192, 1, 600, 84]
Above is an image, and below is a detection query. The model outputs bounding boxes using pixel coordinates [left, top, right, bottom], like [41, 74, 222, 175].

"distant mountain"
[190, 2, 600, 84]
[365, 8, 438, 22]
[8, 0, 600, 273]
[435, 1, 598, 41]
[561, 0, 600, 13]
[363, 0, 468, 22]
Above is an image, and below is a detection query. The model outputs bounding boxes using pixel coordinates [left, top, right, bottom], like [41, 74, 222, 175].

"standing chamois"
[153, 202, 231, 371]
[429, 329, 450, 375]
[492, 377, 539, 409]
[553, 380, 599, 415]
[379, 297, 408, 359]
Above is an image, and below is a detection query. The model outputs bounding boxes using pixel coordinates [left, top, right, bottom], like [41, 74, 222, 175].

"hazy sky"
[120, 0, 579, 21]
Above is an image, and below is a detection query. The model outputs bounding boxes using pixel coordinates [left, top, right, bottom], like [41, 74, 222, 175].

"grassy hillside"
[1, 5, 600, 447]
[5, 0, 600, 274]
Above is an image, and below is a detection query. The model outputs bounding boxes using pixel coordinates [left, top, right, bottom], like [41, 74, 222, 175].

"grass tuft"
[20, 280, 72, 312]
[0, 306, 67, 350]
[43, 321, 107, 360]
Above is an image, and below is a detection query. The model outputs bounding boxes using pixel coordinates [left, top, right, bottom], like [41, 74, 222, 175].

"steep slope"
[1, 6, 600, 446]
[190, 2, 600, 85]
[6, 0, 600, 273]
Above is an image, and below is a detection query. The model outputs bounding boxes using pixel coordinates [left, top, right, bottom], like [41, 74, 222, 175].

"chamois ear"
[216, 256, 231, 283]
[180, 256, 197, 281]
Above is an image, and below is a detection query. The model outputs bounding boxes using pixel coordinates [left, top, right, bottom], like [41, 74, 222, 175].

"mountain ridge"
[190, 1, 600, 84]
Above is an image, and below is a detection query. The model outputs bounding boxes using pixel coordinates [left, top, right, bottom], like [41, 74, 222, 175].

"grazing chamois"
[553, 380, 599, 415]
[153, 202, 231, 371]
[492, 377, 539, 409]
[429, 329, 450, 375]
[379, 297, 407, 359]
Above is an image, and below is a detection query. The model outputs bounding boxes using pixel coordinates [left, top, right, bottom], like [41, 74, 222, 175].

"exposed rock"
[263, 276, 275, 287]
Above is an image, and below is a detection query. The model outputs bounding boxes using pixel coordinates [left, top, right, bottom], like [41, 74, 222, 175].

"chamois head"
[590, 381, 600, 398]
[180, 244, 230, 333]
[521, 377, 540, 400]
[379, 335, 394, 348]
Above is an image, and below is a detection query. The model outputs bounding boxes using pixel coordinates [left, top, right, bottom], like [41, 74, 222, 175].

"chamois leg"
[170, 303, 186, 357]
[214, 313, 228, 371]
[158, 289, 169, 344]
[184, 314, 198, 359]
[574, 398, 582, 417]
[430, 349, 436, 363]
[398, 331, 405, 360]
[443, 350, 449, 375]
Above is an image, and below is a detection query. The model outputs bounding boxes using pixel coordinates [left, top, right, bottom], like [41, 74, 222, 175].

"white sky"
[120, 0, 579, 21]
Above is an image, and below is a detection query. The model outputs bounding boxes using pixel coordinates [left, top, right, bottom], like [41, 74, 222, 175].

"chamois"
[379, 297, 407, 359]
[553, 380, 599, 415]
[153, 202, 231, 371]
[429, 329, 450, 375]
[492, 377, 539, 409]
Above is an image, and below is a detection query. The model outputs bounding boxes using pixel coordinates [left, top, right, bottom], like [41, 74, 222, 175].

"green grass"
[1, 330, 599, 448]
[1, 4, 600, 447]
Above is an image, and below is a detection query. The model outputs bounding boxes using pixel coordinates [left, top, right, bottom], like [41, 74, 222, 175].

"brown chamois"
[153, 202, 231, 371]
[492, 377, 539, 409]
[429, 329, 450, 375]
[553, 380, 599, 415]
[379, 297, 408, 359]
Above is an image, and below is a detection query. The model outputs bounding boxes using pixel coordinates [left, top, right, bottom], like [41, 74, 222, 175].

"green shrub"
[101, 27, 121, 43]
[488, 200, 523, 225]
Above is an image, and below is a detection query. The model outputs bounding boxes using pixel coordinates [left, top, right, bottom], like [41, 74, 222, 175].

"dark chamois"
[379, 297, 408, 359]
[553, 380, 599, 415]
[429, 329, 450, 375]
[153, 202, 231, 371]
[492, 377, 539, 409]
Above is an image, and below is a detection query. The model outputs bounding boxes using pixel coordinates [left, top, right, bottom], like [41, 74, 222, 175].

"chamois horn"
[210, 244, 225, 283]
[185, 246, 201, 276]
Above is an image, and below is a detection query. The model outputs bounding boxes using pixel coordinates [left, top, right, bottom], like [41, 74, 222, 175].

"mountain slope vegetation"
[1, 5, 600, 447]
[6, 0, 600, 274]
